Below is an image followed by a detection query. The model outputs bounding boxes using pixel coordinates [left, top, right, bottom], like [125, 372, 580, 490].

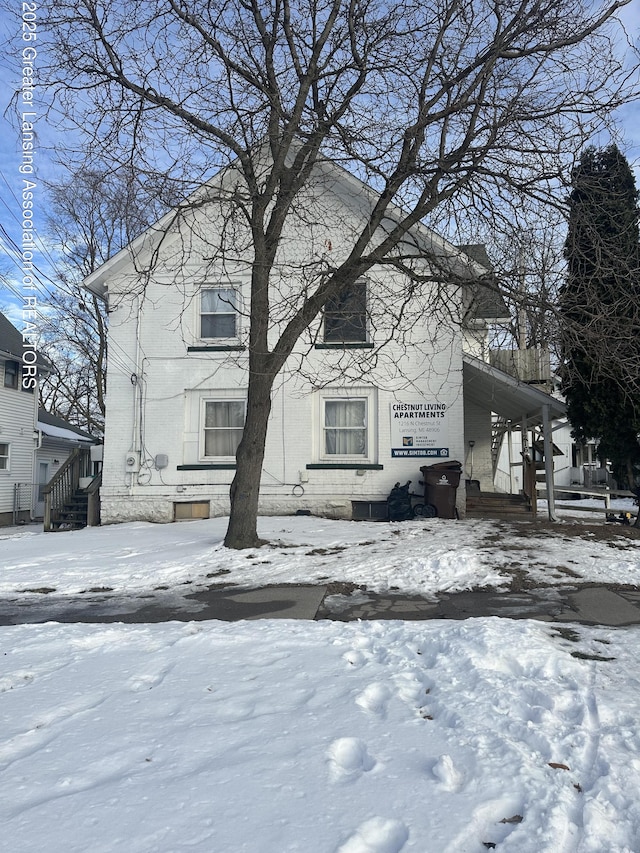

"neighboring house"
[34, 410, 95, 519]
[496, 415, 610, 495]
[0, 311, 99, 527]
[0, 312, 49, 525]
[84, 155, 565, 524]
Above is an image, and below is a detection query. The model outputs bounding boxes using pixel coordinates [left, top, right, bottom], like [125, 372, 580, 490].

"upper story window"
[200, 287, 239, 340]
[0, 443, 9, 470]
[3, 360, 19, 389]
[203, 400, 246, 458]
[323, 280, 367, 343]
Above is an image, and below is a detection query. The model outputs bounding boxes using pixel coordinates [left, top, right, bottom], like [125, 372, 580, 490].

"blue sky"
[0, 3, 638, 329]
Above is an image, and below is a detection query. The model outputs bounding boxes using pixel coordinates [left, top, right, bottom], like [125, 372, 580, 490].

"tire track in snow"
[0, 689, 112, 784]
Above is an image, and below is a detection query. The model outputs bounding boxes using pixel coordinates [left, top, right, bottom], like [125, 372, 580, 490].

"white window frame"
[200, 398, 247, 461]
[199, 285, 241, 342]
[0, 442, 9, 471]
[319, 392, 376, 462]
[323, 279, 368, 344]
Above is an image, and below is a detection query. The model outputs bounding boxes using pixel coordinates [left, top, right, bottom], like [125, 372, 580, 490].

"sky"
[2, 508, 640, 852]
[0, 3, 639, 329]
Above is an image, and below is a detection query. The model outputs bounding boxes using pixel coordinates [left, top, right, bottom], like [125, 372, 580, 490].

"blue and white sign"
[390, 401, 450, 458]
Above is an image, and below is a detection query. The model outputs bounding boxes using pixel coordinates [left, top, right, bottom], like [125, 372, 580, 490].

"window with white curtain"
[203, 400, 246, 457]
[0, 442, 9, 470]
[323, 399, 367, 456]
[200, 287, 239, 339]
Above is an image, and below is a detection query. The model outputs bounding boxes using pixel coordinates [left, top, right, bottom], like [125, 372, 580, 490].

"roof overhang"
[463, 353, 566, 426]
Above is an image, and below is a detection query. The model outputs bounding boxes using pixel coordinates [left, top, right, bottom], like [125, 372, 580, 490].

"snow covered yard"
[2, 504, 640, 599]
[2, 511, 640, 852]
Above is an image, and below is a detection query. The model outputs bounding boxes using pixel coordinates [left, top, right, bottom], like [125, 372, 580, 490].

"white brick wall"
[98, 166, 469, 524]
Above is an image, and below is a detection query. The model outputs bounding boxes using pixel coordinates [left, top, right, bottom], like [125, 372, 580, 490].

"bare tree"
[38, 288, 108, 433]
[488, 215, 566, 353]
[39, 163, 173, 433]
[37, 0, 635, 547]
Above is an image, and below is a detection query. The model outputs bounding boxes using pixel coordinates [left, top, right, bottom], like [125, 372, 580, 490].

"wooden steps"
[466, 491, 533, 517]
[51, 489, 89, 530]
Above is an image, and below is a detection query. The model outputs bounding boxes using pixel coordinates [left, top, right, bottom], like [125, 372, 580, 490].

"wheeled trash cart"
[419, 461, 462, 519]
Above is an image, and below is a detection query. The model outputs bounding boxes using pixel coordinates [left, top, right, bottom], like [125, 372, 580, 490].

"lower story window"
[0, 443, 8, 470]
[324, 399, 367, 456]
[203, 400, 246, 458]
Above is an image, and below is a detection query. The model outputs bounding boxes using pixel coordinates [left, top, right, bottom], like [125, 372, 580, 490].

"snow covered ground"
[2, 504, 640, 852]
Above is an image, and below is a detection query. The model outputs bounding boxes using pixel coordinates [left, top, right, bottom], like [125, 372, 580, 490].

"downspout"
[129, 293, 143, 497]
[30, 380, 41, 521]
[542, 403, 558, 522]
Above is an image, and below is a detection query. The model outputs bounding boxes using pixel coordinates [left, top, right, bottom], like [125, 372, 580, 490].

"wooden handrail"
[86, 470, 102, 527]
[43, 447, 94, 532]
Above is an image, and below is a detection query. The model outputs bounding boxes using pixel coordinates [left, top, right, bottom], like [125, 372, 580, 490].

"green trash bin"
[420, 461, 462, 519]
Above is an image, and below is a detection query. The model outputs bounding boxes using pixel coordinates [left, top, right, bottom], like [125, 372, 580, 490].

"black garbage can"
[420, 461, 462, 519]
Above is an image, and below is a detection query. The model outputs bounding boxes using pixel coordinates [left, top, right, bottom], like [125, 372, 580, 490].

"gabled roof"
[458, 244, 510, 322]
[0, 312, 24, 359]
[83, 150, 502, 308]
[0, 312, 51, 371]
[37, 409, 96, 443]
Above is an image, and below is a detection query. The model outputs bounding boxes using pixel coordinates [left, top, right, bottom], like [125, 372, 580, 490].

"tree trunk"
[626, 457, 635, 492]
[224, 370, 275, 549]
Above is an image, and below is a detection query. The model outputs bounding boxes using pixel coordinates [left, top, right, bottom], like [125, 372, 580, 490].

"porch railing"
[43, 447, 95, 532]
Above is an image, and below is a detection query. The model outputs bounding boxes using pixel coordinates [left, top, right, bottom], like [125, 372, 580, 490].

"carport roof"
[463, 353, 566, 427]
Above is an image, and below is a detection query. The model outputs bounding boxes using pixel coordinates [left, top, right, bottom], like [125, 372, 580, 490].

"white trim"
[317, 388, 378, 463]
[199, 397, 247, 461]
[0, 442, 10, 471]
[198, 284, 242, 343]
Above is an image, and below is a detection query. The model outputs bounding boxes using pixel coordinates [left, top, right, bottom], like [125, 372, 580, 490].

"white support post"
[507, 426, 515, 494]
[542, 403, 558, 522]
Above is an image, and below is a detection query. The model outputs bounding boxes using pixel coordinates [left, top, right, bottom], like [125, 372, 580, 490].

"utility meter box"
[125, 451, 140, 472]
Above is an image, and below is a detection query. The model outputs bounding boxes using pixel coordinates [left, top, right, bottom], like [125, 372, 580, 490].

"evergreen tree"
[559, 145, 640, 487]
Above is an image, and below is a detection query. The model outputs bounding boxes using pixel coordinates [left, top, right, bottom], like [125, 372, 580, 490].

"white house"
[84, 156, 565, 524]
[0, 312, 101, 526]
[0, 312, 49, 525]
[34, 411, 95, 519]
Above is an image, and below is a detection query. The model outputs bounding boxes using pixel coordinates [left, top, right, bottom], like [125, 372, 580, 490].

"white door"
[35, 461, 48, 518]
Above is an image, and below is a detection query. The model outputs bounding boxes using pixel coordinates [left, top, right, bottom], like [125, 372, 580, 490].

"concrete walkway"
[2, 582, 640, 626]
[317, 585, 640, 627]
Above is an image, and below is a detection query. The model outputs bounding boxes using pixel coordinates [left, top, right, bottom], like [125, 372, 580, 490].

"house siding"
[0, 358, 38, 524]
